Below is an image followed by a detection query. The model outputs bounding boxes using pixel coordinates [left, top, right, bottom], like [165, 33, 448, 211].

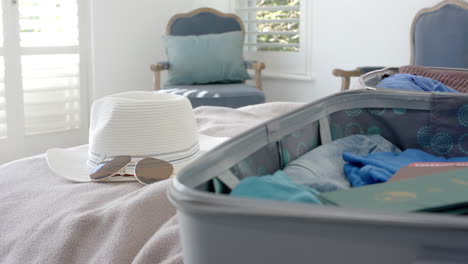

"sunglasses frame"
[89, 156, 174, 185]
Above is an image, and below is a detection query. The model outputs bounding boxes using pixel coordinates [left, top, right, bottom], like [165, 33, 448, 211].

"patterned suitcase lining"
[217, 103, 468, 193]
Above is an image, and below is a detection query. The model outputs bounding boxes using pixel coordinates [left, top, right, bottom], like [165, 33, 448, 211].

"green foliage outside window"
[256, 0, 299, 52]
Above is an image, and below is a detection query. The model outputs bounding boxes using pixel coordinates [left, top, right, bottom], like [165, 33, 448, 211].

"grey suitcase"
[169, 89, 468, 264]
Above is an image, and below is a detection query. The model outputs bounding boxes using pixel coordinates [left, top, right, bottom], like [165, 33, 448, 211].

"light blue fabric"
[230, 171, 323, 204]
[159, 83, 265, 108]
[343, 149, 468, 187]
[376, 74, 459, 93]
[284, 134, 400, 192]
[164, 31, 249, 86]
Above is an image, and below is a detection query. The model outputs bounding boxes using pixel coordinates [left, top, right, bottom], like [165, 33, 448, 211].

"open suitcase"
[169, 81, 468, 263]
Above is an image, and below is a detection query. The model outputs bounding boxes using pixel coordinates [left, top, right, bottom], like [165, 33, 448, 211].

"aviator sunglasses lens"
[89, 156, 131, 181]
[134, 158, 174, 185]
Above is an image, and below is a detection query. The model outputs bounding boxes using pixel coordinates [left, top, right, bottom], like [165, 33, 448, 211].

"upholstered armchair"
[333, 0, 468, 91]
[151, 8, 266, 108]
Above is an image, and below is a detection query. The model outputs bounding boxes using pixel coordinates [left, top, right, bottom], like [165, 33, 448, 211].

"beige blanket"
[0, 102, 303, 264]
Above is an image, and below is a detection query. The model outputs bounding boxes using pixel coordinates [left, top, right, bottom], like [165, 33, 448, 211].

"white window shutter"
[18, 0, 81, 135]
[0, 0, 88, 164]
[236, 0, 300, 52]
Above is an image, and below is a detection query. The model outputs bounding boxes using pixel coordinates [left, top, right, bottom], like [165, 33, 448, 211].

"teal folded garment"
[164, 31, 250, 86]
[230, 170, 322, 204]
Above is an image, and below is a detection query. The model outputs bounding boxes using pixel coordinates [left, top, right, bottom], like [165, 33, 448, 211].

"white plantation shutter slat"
[21, 46, 79, 55]
[24, 93, 80, 105]
[22, 77, 79, 90]
[244, 18, 299, 24]
[24, 85, 80, 93]
[236, 5, 299, 12]
[24, 117, 79, 135]
[244, 43, 299, 48]
[246, 31, 298, 36]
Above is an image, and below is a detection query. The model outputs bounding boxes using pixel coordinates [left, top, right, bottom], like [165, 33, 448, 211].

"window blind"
[236, 0, 300, 52]
[18, 0, 81, 135]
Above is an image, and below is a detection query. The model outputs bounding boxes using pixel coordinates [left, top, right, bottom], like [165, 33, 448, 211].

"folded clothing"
[399, 65, 468, 93]
[284, 134, 400, 192]
[376, 73, 459, 93]
[230, 170, 322, 204]
[344, 149, 468, 187]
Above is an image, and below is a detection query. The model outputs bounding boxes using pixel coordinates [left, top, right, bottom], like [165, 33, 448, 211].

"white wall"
[91, 0, 444, 102]
[90, 0, 195, 99]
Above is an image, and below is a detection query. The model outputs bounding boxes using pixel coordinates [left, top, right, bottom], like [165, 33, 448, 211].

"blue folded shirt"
[377, 73, 458, 93]
[343, 149, 468, 187]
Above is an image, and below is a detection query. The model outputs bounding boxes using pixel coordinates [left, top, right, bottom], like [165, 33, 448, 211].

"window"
[236, 0, 312, 79]
[0, 0, 89, 164]
[237, 0, 299, 52]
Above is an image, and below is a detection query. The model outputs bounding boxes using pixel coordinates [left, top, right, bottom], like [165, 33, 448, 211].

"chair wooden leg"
[150, 64, 163, 91]
[154, 70, 161, 91]
[255, 69, 263, 91]
[342, 77, 350, 91]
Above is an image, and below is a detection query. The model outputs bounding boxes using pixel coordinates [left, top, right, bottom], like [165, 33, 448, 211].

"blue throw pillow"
[163, 31, 250, 86]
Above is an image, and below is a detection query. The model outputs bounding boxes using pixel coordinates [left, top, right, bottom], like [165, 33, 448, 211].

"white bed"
[0, 102, 303, 264]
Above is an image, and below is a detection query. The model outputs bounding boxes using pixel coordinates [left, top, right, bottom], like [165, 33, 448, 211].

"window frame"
[234, 0, 314, 80]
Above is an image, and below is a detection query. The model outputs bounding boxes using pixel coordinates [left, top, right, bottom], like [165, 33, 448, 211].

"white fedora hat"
[46, 91, 227, 183]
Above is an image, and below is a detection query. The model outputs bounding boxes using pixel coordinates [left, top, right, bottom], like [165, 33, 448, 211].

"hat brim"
[46, 134, 229, 183]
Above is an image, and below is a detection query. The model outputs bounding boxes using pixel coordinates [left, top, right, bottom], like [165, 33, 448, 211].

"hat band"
[86, 142, 200, 168]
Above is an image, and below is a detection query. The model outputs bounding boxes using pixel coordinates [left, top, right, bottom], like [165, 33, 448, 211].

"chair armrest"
[332, 67, 384, 91]
[332, 68, 363, 78]
[245, 60, 265, 71]
[150, 62, 169, 91]
[332, 68, 362, 91]
[245, 60, 266, 91]
[150, 62, 170, 72]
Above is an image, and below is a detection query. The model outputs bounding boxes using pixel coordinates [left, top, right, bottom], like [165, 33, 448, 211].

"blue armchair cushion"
[163, 31, 250, 86]
[158, 83, 265, 108]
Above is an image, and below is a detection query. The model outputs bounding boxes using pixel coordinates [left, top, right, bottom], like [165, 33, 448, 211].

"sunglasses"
[89, 156, 174, 185]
